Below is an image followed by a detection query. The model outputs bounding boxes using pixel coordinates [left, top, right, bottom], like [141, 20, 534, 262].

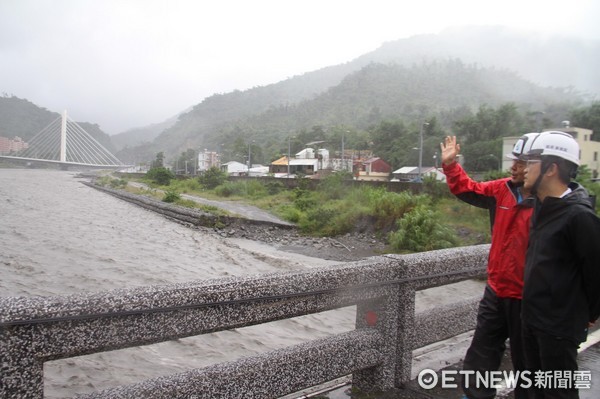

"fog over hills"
[111, 112, 183, 151]
[113, 26, 596, 163]
[2, 26, 597, 165]
[364, 26, 600, 96]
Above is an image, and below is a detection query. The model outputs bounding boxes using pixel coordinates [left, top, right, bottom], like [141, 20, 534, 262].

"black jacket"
[522, 183, 600, 343]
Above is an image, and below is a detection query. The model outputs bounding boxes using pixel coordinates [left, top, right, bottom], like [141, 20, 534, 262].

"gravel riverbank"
[86, 180, 389, 262]
[209, 222, 389, 262]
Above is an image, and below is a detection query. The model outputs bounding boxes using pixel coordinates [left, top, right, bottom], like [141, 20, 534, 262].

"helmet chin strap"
[530, 159, 552, 196]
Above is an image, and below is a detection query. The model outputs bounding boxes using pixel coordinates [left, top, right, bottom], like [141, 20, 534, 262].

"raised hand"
[440, 136, 461, 166]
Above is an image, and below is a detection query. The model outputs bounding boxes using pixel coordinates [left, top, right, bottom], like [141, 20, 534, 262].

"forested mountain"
[114, 63, 359, 150]
[0, 95, 117, 154]
[3, 26, 597, 171]
[363, 26, 600, 96]
[125, 59, 582, 167]
[112, 63, 357, 152]
[0, 95, 56, 140]
[116, 26, 597, 166]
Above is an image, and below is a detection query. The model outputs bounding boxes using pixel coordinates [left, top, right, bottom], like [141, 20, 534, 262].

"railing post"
[394, 284, 416, 386]
[0, 325, 44, 398]
[353, 281, 415, 393]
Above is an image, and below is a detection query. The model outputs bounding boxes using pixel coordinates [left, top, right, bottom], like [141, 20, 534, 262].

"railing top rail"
[0, 244, 489, 327]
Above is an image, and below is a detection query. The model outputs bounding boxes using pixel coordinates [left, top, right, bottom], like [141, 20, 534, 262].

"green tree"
[461, 139, 502, 171]
[369, 120, 412, 169]
[146, 166, 174, 185]
[451, 103, 526, 171]
[198, 166, 228, 189]
[453, 103, 524, 143]
[151, 152, 165, 168]
[570, 102, 600, 140]
[175, 149, 197, 174]
[574, 165, 600, 212]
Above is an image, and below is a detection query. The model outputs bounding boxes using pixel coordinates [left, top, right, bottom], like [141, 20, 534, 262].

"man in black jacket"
[522, 131, 600, 399]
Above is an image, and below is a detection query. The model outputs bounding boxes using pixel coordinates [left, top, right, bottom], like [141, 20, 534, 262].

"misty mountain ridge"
[110, 110, 186, 151]
[116, 25, 597, 162]
[2, 26, 597, 164]
[364, 26, 600, 96]
[207, 61, 579, 152]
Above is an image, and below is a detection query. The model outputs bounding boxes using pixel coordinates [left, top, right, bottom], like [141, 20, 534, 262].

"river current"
[0, 169, 355, 398]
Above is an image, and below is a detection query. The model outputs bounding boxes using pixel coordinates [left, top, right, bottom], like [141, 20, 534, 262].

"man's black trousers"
[462, 284, 527, 399]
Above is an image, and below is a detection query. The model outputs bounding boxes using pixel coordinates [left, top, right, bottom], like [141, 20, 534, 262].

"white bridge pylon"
[15, 111, 125, 167]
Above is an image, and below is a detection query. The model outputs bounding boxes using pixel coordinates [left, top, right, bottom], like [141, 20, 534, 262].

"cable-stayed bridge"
[0, 111, 129, 169]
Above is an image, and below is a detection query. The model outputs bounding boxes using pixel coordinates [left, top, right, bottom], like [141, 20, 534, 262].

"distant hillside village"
[196, 122, 600, 182]
[4, 123, 599, 182]
[195, 145, 440, 183]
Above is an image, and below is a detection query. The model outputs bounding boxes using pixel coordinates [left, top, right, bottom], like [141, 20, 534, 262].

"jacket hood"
[565, 182, 593, 209]
[535, 182, 593, 219]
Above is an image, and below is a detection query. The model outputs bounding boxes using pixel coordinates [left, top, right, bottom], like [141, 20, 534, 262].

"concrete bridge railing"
[0, 245, 489, 398]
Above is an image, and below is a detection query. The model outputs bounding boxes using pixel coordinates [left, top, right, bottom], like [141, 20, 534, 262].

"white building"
[391, 166, 446, 182]
[248, 165, 269, 177]
[220, 161, 247, 176]
[197, 150, 220, 172]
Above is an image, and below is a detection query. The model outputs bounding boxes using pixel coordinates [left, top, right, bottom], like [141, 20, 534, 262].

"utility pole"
[247, 141, 252, 175]
[194, 150, 198, 175]
[341, 134, 345, 171]
[418, 122, 429, 182]
[287, 136, 292, 177]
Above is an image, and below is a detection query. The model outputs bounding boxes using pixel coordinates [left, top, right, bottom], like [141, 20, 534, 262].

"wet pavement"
[320, 328, 600, 399]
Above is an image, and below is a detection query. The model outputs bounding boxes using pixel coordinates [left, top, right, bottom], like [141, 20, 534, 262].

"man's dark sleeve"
[572, 208, 600, 322]
[456, 192, 497, 230]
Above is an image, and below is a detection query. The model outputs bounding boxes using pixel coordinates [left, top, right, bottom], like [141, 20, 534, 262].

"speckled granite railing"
[0, 245, 489, 399]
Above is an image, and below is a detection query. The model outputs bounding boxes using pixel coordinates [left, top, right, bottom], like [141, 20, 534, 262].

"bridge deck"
[325, 328, 600, 399]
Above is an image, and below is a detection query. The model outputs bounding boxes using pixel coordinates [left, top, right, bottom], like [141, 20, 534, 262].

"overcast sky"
[1, 0, 599, 135]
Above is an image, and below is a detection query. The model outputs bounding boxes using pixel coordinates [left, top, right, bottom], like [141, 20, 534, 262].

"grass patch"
[127, 175, 492, 252]
[169, 178, 202, 193]
[95, 175, 128, 189]
[437, 197, 492, 245]
[162, 190, 181, 203]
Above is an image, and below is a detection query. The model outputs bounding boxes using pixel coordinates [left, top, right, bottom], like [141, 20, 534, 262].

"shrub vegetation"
[146, 167, 175, 186]
[162, 190, 181, 203]
[198, 167, 228, 189]
[389, 205, 459, 252]
[130, 173, 491, 253]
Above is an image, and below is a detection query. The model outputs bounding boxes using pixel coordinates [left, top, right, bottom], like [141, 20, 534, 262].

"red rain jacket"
[443, 161, 533, 299]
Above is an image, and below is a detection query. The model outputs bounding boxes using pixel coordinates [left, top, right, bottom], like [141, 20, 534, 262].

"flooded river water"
[0, 168, 355, 398]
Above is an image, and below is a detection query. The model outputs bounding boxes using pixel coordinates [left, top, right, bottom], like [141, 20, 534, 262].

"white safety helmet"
[506, 133, 540, 160]
[525, 131, 580, 166]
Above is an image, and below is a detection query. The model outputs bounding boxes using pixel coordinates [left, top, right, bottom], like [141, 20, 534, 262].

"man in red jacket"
[441, 134, 537, 399]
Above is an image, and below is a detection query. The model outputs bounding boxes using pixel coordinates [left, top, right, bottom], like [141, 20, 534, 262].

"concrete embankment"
[83, 181, 387, 262]
[82, 181, 295, 230]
